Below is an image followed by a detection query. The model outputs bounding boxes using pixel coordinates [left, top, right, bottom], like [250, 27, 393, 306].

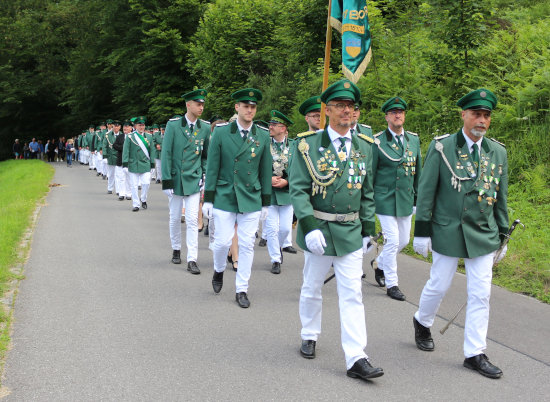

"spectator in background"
[47, 138, 57, 162]
[58, 137, 66, 162]
[38, 140, 44, 160]
[29, 138, 39, 159]
[65, 138, 74, 167]
[13, 139, 22, 159]
[23, 142, 30, 159]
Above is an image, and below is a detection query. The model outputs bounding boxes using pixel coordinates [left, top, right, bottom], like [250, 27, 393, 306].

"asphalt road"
[2, 162, 549, 401]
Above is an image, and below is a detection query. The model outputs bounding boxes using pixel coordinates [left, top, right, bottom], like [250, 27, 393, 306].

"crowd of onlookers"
[12, 137, 75, 163]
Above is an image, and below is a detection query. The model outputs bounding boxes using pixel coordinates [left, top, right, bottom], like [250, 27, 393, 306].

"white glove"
[305, 229, 326, 255]
[413, 237, 432, 258]
[494, 244, 507, 264]
[123, 167, 128, 173]
[412, 206, 417, 215]
[202, 202, 213, 219]
[260, 206, 269, 221]
[163, 189, 173, 197]
[362, 236, 376, 255]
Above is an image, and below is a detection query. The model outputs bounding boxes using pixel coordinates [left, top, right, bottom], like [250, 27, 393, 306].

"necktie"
[350, 128, 355, 135]
[241, 130, 248, 142]
[189, 123, 194, 132]
[396, 134, 403, 149]
[337, 137, 347, 161]
[471, 143, 479, 168]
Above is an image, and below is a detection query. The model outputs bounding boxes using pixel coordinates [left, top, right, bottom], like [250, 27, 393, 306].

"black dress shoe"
[413, 317, 434, 351]
[198, 225, 203, 232]
[171, 250, 181, 264]
[204, 225, 209, 236]
[107, 190, 112, 194]
[212, 271, 223, 293]
[300, 340, 316, 359]
[156, 179, 160, 184]
[282, 246, 297, 254]
[371, 259, 385, 287]
[141, 201, 147, 209]
[236, 292, 250, 308]
[118, 196, 124, 201]
[346, 358, 384, 380]
[132, 207, 139, 212]
[102, 175, 106, 180]
[387, 286, 406, 301]
[271, 262, 281, 274]
[258, 238, 267, 247]
[126, 196, 132, 200]
[463, 354, 503, 379]
[187, 261, 200, 275]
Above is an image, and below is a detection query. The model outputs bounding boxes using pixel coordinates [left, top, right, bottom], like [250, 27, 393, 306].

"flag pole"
[320, 0, 333, 129]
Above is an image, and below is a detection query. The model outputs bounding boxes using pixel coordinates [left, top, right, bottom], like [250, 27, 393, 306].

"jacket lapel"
[235, 122, 255, 158]
[454, 130, 476, 192]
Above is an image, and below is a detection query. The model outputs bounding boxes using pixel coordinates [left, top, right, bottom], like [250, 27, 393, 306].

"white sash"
[134, 133, 150, 160]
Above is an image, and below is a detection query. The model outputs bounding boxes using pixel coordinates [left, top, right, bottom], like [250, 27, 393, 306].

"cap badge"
[249, 91, 254, 97]
[480, 91, 487, 98]
[344, 82, 351, 89]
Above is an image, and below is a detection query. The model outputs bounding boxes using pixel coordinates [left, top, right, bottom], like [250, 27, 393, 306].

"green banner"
[330, 0, 372, 83]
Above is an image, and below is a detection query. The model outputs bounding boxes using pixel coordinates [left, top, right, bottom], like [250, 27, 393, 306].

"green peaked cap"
[299, 96, 322, 116]
[182, 89, 207, 103]
[381, 96, 408, 113]
[269, 110, 293, 126]
[231, 88, 262, 104]
[457, 88, 497, 111]
[133, 116, 146, 124]
[321, 79, 361, 104]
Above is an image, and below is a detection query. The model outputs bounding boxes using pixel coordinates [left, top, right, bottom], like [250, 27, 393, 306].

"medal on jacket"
[251, 147, 256, 158]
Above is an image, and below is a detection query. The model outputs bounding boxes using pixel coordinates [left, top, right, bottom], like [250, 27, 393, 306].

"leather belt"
[313, 210, 359, 222]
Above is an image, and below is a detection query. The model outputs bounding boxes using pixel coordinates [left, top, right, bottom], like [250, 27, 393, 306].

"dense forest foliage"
[0, 0, 548, 300]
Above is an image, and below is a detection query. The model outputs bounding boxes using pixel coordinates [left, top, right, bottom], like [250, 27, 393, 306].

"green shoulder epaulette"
[407, 131, 418, 136]
[489, 138, 506, 148]
[374, 131, 383, 137]
[200, 119, 211, 125]
[434, 134, 450, 140]
[358, 133, 374, 143]
[215, 122, 229, 127]
[169, 117, 181, 121]
[359, 123, 371, 129]
[297, 131, 315, 138]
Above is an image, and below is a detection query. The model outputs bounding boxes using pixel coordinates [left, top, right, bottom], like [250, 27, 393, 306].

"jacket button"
[235, 159, 238, 162]
[248, 171, 251, 175]
[332, 205, 336, 208]
[480, 209, 484, 212]
[335, 190, 339, 193]
[396, 177, 400, 180]
[234, 170, 237, 174]
[246, 183, 249, 187]
[464, 207, 467, 211]
[248, 160, 251, 163]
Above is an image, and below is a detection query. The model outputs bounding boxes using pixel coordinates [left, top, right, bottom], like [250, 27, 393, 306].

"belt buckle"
[336, 214, 345, 222]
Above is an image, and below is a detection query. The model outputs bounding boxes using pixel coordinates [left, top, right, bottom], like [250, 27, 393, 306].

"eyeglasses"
[388, 109, 405, 115]
[306, 113, 321, 119]
[327, 103, 355, 111]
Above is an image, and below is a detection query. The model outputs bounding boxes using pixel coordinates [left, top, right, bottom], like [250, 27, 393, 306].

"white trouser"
[83, 149, 90, 164]
[124, 168, 132, 197]
[155, 159, 162, 181]
[115, 166, 124, 196]
[212, 208, 261, 293]
[96, 153, 104, 174]
[376, 214, 412, 288]
[266, 204, 294, 263]
[102, 157, 108, 174]
[415, 250, 494, 358]
[129, 171, 151, 208]
[300, 249, 368, 369]
[282, 225, 293, 248]
[168, 192, 200, 262]
[106, 164, 116, 192]
[259, 215, 267, 240]
[90, 152, 97, 169]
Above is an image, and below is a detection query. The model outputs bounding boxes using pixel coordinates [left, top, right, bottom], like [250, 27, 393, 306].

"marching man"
[412, 89, 509, 379]
[161, 89, 210, 274]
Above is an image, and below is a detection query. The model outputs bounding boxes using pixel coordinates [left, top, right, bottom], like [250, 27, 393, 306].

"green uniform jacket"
[372, 129, 422, 216]
[204, 121, 272, 213]
[355, 123, 373, 139]
[85, 132, 94, 149]
[153, 131, 163, 160]
[414, 130, 509, 258]
[289, 129, 376, 256]
[96, 130, 106, 153]
[122, 131, 155, 173]
[270, 137, 294, 206]
[161, 117, 210, 196]
[102, 130, 118, 165]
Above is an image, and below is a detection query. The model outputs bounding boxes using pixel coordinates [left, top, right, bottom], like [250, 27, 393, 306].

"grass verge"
[0, 160, 54, 363]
